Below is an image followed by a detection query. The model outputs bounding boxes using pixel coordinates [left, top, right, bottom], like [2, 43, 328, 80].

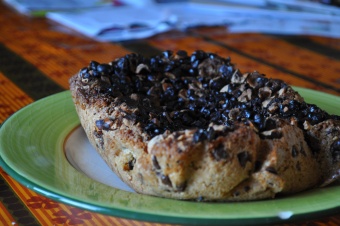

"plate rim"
[1, 89, 340, 225]
[2, 152, 340, 226]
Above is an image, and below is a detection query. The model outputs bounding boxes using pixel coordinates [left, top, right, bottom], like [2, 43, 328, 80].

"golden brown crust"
[69, 50, 340, 201]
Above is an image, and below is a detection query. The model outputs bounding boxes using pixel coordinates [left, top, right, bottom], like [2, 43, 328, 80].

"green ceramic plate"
[1, 88, 340, 225]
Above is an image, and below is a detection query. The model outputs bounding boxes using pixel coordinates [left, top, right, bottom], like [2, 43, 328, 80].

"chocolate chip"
[265, 167, 277, 175]
[90, 60, 99, 70]
[161, 174, 172, 187]
[263, 118, 277, 131]
[129, 158, 136, 170]
[191, 50, 207, 63]
[145, 123, 163, 136]
[254, 160, 262, 172]
[95, 119, 105, 130]
[288, 100, 300, 111]
[266, 79, 284, 94]
[253, 114, 265, 130]
[219, 65, 233, 81]
[237, 151, 251, 168]
[176, 182, 187, 192]
[97, 63, 112, 75]
[152, 155, 161, 170]
[212, 144, 229, 161]
[209, 77, 226, 91]
[93, 130, 103, 138]
[81, 50, 335, 140]
[79, 67, 89, 78]
[176, 50, 187, 58]
[247, 72, 265, 88]
[123, 158, 136, 171]
[162, 50, 173, 58]
[206, 127, 216, 141]
[241, 109, 252, 119]
[193, 129, 207, 143]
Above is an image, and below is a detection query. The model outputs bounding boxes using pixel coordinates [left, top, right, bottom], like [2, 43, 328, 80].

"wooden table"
[1, 2, 340, 226]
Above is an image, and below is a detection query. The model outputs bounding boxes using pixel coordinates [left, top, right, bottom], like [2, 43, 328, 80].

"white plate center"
[64, 126, 135, 193]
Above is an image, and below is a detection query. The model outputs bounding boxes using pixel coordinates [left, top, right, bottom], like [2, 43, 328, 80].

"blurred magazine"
[46, 5, 176, 41]
[2, 0, 114, 16]
[46, 1, 340, 41]
[9, 0, 338, 41]
[197, 0, 340, 15]
[191, 0, 340, 38]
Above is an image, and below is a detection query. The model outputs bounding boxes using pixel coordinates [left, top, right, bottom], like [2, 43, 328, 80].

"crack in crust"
[70, 50, 340, 201]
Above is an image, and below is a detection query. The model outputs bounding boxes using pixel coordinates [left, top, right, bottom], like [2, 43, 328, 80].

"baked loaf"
[70, 50, 340, 201]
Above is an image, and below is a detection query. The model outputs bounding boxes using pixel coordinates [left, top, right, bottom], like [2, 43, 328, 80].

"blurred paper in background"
[3, 0, 113, 16]
[3, 0, 340, 41]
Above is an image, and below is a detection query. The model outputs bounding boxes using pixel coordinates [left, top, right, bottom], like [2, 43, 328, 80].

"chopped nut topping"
[78, 50, 335, 140]
[136, 63, 150, 74]
[231, 71, 248, 84]
[261, 129, 283, 139]
[220, 85, 229, 93]
[258, 87, 272, 99]
[304, 121, 312, 130]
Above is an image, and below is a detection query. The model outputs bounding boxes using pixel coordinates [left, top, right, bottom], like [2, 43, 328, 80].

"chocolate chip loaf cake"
[69, 50, 340, 201]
